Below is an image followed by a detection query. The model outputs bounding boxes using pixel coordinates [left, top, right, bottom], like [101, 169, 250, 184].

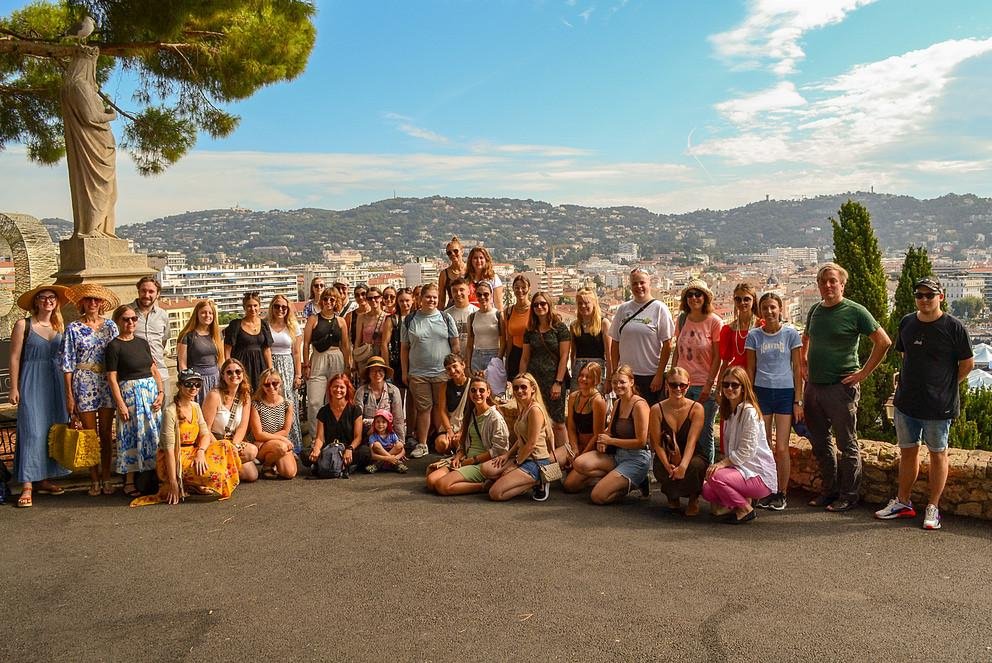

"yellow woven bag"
[48, 423, 101, 471]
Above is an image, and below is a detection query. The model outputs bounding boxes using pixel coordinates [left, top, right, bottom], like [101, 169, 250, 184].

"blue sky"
[2, 0, 992, 223]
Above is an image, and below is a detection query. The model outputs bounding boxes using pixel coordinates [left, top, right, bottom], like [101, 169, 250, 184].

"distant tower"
[765, 194, 769, 202]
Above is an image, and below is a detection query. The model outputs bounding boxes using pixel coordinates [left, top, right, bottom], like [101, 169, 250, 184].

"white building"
[159, 265, 298, 314]
[767, 247, 818, 265]
[403, 258, 440, 287]
[942, 274, 985, 303]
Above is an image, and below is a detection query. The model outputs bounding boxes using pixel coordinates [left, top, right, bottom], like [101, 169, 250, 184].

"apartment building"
[159, 265, 298, 315]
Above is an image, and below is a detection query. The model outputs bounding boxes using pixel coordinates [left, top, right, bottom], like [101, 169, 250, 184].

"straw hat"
[69, 283, 120, 313]
[362, 356, 394, 381]
[681, 279, 713, 300]
[16, 284, 72, 312]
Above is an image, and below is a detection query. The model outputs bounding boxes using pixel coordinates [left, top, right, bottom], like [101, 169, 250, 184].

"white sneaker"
[923, 504, 941, 530]
[874, 498, 916, 520]
[409, 443, 429, 459]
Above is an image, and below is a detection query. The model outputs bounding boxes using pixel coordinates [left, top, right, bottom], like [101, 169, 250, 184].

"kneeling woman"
[650, 367, 706, 516]
[560, 362, 608, 493]
[131, 370, 241, 506]
[487, 373, 555, 501]
[203, 358, 258, 482]
[248, 368, 298, 479]
[566, 365, 650, 504]
[426, 375, 510, 495]
[702, 367, 778, 523]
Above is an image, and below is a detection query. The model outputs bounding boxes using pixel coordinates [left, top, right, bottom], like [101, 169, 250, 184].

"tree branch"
[0, 36, 205, 58]
[96, 90, 138, 122]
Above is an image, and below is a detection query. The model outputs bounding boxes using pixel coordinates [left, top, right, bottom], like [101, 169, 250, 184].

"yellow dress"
[130, 403, 241, 506]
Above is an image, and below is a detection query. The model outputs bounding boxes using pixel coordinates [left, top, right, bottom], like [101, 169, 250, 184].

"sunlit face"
[469, 381, 490, 405]
[420, 290, 439, 311]
[367, 291, 382, 311]
[476, 286, 493, 309]
[445, 359, 466, 382]
[397, 293, 414, 315]
[684, 289, 706, 310]
[446, 244, 462, 261]
[368, 367, 385, 385]
[137, 282, 159, 308]
[329, 379, 347, 400]
[513, 279, 530, 300]
[612, 372, 632, 396]
[577, 294, 594, 317]
[914, 287, 943, 314]
[81, 296, 103, 314]
[470, 251, 487, 272]
[512, 379, 534, 402]
[355, 289, 368, 304]
[223, 364, 243, 385]
[577, 366, 592, 389]
[243, 298, 260, 316]
[630, 274, 650, 300]
[817, 270, 845, 304]
[118, 308, 138, 330]
[311, 281, 325, 296]
[271, 298, 290, 319]
[382, 289, 396, 308]
[451, 284, 470, 306]
[197, 304, 214, 326]
[760, 298, 781, 324]
[734, 290, 753, 313]
[34, 290, 58, 311]
[320, 293, 337, 311]
[531, 297, 550, 317]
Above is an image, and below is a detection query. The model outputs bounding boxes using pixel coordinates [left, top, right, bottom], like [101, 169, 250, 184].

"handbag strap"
[223, 395, 241, 439]
[617, 299, 656, 338]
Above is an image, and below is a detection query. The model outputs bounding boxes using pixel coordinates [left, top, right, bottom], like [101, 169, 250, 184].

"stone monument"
[52, 46, 153, 302]
[0, 212, 59, 339]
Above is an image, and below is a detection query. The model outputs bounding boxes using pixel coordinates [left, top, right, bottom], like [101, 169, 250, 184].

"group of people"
[8, 250, 975, 529]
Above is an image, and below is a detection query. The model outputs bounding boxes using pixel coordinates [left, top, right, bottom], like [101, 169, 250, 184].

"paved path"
[3, 461, 991, 662]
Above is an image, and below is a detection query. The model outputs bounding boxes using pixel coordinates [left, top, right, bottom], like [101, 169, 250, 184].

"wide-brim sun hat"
[16, 284, 72, 312]
[362, 356, 394, 381]
[681, 279, 713, 300]
[69, 283, 121, 313]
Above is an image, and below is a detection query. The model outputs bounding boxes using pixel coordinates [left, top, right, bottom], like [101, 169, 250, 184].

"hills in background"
[41, 191, 992, 266]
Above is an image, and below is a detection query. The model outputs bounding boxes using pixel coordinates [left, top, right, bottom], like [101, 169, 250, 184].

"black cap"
[178, 368, 204, 385]
[914, 277, 943, 294]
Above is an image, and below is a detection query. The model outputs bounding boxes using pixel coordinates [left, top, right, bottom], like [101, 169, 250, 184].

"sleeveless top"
[312, 315, 342, 352]
[270, 327, 294, 356]
[573, 327, 605, 359]
[178, 418, 199, 447]
[211, 397, 244, 438]
[571, 392, 596, 435]
[513, 403, 551, 460]
[662, 401, 701, 454]
[254, 399, 289, 434]
[610, 397, 645, 448]
[507, 306, 529, 348]
[445, 378, 467, 414]
[358, 312, 385, 345]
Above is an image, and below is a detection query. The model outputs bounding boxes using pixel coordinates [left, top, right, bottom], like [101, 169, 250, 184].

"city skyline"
[1, 0, 991, 223]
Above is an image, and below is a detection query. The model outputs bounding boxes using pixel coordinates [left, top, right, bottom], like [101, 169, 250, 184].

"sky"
[2, 0, 992, 224]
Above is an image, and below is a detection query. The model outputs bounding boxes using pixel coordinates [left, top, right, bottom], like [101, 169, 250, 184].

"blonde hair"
[577, 361, 602, 388]
[31, 289, 65, 332]
[253, 367, 284, 401]
[268, 294, 299, 336]
[177, 299, 224, 366]
[466, 246, 496, 281]
[816, 262, 848, 284]
[611, 364, 639, 396]
[511, 372, 554, 441]
[570, 288, 603, 338]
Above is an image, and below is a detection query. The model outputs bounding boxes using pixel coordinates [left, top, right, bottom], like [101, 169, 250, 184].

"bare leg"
[897, 445, 920, 504]
[436, 470, 488, 495]
[773, 413, 792, 494]
[927, 450, 948, 507]
[590, 471, 632, 505]
[489, 468, 538, 501]
[97, 407, 115, 484]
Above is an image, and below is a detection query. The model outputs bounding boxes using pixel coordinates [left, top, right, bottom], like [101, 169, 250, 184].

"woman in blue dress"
[8, 285, 72, 508]
[62, 283, 120, 497]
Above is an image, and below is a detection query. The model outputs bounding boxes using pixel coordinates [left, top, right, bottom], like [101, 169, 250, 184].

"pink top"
[676, 314, 723, 386]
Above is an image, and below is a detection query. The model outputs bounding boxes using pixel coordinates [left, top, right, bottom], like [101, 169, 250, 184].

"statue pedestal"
[54, 236, 153, 307]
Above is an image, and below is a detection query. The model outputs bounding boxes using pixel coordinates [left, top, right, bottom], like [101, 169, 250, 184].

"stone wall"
[789, 437, 992, 519]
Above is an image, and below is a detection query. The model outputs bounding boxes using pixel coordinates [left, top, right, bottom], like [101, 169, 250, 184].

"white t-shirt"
[608, 299, 675, 376]
[444, 303, 478, 356]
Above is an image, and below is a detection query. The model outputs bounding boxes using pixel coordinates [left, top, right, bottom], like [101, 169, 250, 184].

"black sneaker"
[636, 478, 650, 498]
[755, 495, 774, 510]
[768, 493, 787, 511]
[808, 493, 839, 508]
[532, 481, 550, 502]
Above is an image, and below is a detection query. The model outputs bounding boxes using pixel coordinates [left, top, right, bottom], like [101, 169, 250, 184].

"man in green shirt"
[801, 263, 891, 512]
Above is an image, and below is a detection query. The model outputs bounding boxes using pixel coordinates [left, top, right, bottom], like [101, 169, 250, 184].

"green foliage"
[951, 296, 986, 319]
[888, 246, 934, 337]
[949, 386, 992, 450]
[831, 200, 889, 328]
[1, 0, 316, 173]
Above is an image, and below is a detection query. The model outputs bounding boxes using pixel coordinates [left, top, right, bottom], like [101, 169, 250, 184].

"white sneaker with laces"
[409, 443, 429, 458]
[874, 498, 916, 520]
[923, 504, 941, 530]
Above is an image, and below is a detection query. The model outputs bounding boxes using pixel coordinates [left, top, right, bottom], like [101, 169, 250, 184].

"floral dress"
[523, 322, 572, 423]
[61, 319, 119, 412]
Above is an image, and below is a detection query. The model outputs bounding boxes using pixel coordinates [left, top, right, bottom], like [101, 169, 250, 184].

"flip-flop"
[17, 488, 33, 508]
[35, 483, 65, 495]
[123, 484, 141, 498]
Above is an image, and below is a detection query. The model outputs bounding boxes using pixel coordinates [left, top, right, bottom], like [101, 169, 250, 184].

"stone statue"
[60, 46, 118, 238]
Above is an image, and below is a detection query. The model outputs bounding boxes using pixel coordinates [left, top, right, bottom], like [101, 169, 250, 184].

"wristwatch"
[794, 400, 804, 406]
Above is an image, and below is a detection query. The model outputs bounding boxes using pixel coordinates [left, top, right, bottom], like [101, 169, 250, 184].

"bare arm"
[107, 371, 128, 420]
[379, 317, 392, 360]
[791, 346, 804, 422]
[8, 318, 24, 405]
[958, 357, 975, 383]
[841, 327, 891, 386]
[302, 315, 315, 379]
[338, 316, 352, 371]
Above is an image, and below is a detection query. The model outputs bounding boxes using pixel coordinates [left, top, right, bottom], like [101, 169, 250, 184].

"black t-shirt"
[105, 337, 153, 381]
[893, 312, 972, 419]
[316, 402, 363, 446]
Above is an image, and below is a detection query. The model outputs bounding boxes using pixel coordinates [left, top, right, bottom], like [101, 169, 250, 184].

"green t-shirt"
[805, 298, 879, 384]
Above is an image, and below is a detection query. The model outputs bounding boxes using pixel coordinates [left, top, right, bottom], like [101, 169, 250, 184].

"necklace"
[733, 314, 754, 357]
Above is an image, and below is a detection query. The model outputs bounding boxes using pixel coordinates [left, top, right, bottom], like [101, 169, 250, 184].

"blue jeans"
[894, 408, 950, 452]
[685, 385, 717, 463]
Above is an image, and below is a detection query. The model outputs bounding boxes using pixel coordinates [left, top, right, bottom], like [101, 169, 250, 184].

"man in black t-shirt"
[875, 277, 974, 530]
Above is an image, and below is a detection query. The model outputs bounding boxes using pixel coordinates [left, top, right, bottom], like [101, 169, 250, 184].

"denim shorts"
[894, 407, 951, 452]
[755, 386, 795, 416]
[613, 447, 651, 485]
[517, 458, 551, 481]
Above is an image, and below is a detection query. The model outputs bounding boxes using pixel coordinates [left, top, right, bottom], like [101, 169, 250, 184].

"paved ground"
[3, 460, 991, 663]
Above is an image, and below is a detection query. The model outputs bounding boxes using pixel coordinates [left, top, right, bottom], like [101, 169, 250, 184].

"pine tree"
[1, 1, 316, 174]
[889, 245, 935, 336]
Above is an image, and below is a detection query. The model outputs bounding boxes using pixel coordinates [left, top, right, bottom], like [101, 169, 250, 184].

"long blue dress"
[14, 326, 71, 482]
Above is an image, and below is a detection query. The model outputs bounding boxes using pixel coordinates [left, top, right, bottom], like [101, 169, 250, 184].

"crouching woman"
[427, 375, 509, 495]
[130, 370, 241, 506]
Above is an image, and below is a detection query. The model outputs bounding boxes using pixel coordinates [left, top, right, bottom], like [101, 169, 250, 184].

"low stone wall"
[789, 437, 992, 519]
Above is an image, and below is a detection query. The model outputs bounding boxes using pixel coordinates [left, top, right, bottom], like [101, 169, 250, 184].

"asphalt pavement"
[3, 459, 991, 663]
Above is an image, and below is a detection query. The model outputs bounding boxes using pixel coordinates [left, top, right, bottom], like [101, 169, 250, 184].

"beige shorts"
[408, 374, 446, 412]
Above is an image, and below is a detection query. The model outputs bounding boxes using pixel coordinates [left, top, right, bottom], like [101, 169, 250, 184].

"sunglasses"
[469, 387, 489, 394]
[477, 292, 491, 299]
[383, 294, 396, 300]
[533, 301, 549, 308]
[313, 284, 325, 289]
[181, 381, 202, 389]
[273, 304, 289, 311]
[914, 292, 938, 300]
[120, 316, 138, 323]
[321, 297, 336, 303]
[224, 369, 243, 376]
[36, 294, 58, 302]
[512, 383, 530, 392]
[446, 249, 461, 256]
[263, 381, 281, 388]
[685, 291, 705, 299]
[667, 382, 689, 390]
[733, 296, 752, 304]
[721, 381, 742, 390]
[368, 295, 381, 301]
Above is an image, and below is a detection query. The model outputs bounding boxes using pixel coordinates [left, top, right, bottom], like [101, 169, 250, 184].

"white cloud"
[471, 142, 593, 157]
[713, 81, 807, 126]
[579, 7, 594, 23]
[382, 112, 450, 144]
[561, 18, 574, 28]
[710, 0, 877, 76]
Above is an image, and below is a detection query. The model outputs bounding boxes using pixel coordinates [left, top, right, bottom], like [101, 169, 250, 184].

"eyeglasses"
[914, 292, 938, 300]
[120, 316, 138, 323]
[667, 382, 689, 390]
[36, 294, 58, 302]
[733, 296, 752, 304]
[181, 381, 202, 389]
[263, 381, 281, 388]
[224, 369, 243, 376]
[685, 291, 704, 299]
[321, 297, 336, 303]
[512, 383, 530, 392]
[721, 381, 742, 390]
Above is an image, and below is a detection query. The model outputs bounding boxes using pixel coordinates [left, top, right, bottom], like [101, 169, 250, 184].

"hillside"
[41, 192, 992, 265]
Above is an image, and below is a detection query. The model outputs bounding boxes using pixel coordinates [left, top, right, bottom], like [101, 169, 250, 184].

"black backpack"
[314, 441, 349, 479]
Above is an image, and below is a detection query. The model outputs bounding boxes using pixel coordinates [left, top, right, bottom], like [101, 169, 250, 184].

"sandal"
[17, 487, 33, 508]
[35, 481, 65, 495]
[123, 483, 141, 498]
[101, 481, 117, 496]
[88, 482, 102, 497]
